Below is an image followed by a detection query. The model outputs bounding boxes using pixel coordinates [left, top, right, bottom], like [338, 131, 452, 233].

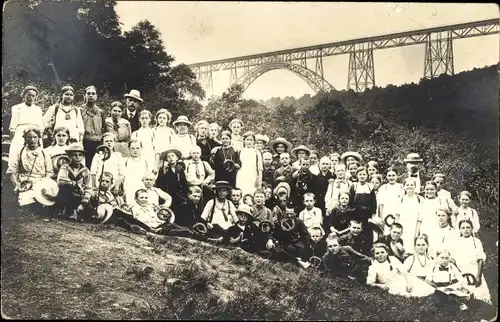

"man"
[311, 156, 334, 216]
[122, 89, 143, 132]
[397, 153, 430, 194]
[81, 85, 107, 167]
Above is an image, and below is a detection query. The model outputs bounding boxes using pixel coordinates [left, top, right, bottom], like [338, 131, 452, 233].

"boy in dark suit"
[122, 89, 143, 132]
[176, 186, 203, 228]
[375, 222, 406, 262]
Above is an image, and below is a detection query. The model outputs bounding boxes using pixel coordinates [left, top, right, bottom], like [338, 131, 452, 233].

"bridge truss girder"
[237, 62, 335, 93]
[347, 43, 375, 92]
[424, 31, 454, 79]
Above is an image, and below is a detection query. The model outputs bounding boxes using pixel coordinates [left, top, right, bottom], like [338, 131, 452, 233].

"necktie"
[194, 162, 201, 179]
[438, 266, 449, 272]
[410, 174, 418, 178]
[129, 112, 133, 119]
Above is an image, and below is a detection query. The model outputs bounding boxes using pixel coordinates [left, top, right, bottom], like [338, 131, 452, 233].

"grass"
[1, 184, 498, 320]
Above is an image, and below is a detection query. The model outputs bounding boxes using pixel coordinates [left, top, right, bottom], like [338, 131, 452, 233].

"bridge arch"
[236, 62, 335, 93]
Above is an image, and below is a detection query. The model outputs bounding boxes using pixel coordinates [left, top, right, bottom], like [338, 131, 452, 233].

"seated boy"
[89, 172, 120, 207]
[224, 204, 267, 253]
[56, 143, 93, 220]
[338, 218, 372, 282]
[375, 222, 406, 262]
[230, 187, 242, 209]
[176, 186, 203, 228]
[251, 189, 274, 224]
[142, 172, 172, 207]
[272, 182, 291, 222]
[261, 152, 276, 187]
[300, 226, 328, 266]
[184, 145, 215, 201]
[322, 234, 372, 279]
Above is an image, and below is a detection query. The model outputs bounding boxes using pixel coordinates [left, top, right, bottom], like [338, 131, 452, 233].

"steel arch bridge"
[188, 18, 499, 95]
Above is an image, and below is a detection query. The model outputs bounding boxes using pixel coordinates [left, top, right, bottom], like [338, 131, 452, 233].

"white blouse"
[10, 102, 44, 131]
[43, 104, 84, 141]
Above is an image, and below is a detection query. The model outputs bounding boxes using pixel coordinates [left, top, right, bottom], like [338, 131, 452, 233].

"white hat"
[157, 206, 175, 223]
[124, 89, 143, 102]
[95, 204, 115, 224]
[403, 153, 423, 163]
[33, 178, 59, 206]
[173, 115, 192, 126]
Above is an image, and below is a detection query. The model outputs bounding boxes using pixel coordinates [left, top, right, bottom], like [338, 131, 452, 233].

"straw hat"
[213, 181, 233, 191]
[157, 205, 175, 224]
[160, 148, 182, 160]
[33, 178, 59, 206]
[290, 145, 311, 159]
[273, 182, 291, 198]
[95, 204, 115, 224]
[391, 242, 406, 259]
[340, 151, 363, 163]
[173, 115, 192, 126]
[124, 89, 143, 102]
[66, 143, 86, 154]
[269, 137, 293, 153]
[255, 134, 270, 144]
[223, 159, 236, 172]
[236, 204, 254, 220]
[403, 153, 423, 163]
[368, 217, 385, 236]
[51, 154, 71, 173]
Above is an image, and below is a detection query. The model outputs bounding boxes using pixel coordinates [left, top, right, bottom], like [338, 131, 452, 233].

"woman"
[6, 126, 54, 205]
[377, 169, 404, 234]
[403, 234, 433, 281]
[427, 209, 459, 258]
[153, 109, 175, 159]
[106, 101, 132, 157]
[236, 131, 263, 197]
[43, 85, 84, 143]
[419, 181, 450, 236]
[9, 86, 44, 156]
[367, 243, 434, 297]
[395, 178, 423, 254]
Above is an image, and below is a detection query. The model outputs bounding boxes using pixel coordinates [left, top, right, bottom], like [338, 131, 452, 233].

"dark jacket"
[176, 199, 202, 228]
[339, 232, 371, 256]
[122, 109, 140, 132]
[197, 137, 220, 165]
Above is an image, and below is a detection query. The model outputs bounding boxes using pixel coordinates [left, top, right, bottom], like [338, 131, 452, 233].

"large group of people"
[5, 84, 493, 311]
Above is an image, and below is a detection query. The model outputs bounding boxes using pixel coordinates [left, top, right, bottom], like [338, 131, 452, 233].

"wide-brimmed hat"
[236, 204, 255, 221]
[160, 148, 182, 160]
[124, 89, 143, 102]
[51, 154, 71, 173]
[368, 216, 385, 236]
[384, 214, 396, 228]
[404, 153, 423, 163]
[173, 115, 192, 126]
[290, 145, 311, 159]
[273, 182, 291, 198]
[66, 143, 86, 154]
[213, 181, 233, 191]
[157, 206, 175, 224]
[269, 137, 293, 153]
[340, 151, 363, 163]
[33, 177, 59, 206]
[95, 204, 115, 224]
[255, 134, 270, 144]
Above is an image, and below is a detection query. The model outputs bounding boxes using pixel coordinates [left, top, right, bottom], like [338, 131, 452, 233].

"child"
[370, 174, 382, 191]
[454, 191, 480, 234]
[242, 193, 254, 206]
[273, 152, 294, 186]
[228, 119, 244, 152]
[338, 218, 371, 257]
[44, 126, 71, 158]
[325, 163, 351, 213]
[375, 223, 406, 263]
[451, 220, 491, 304]
[254, 134, 269, 153]
[298, 192, 324, 235]
[301, 226, 328, 263]
[90, 132, 124, 194]
[433, 173, 458, 214]
[395, 178, 423, 254]
[106, 101, 131, 157]
[329, 152, 340, 174]
[290, 157, 315, 210]
[366, 160, 379, 177]
[153, 109, 176, 162]
[311, 156, 334, 217]
[290, 145, 311, 171]
[236, 131, 263, 197]
[261, 152, 276, 188]
[142, 172, 172, 207]
[340, 151, 363, 168]
[308, 150, 320, 176]
[56, 143, 92, 219]
[122, 140, 153, 206]
[420, 181, 451, 236]
[230, 188, 243, 209]
[176, 186, 203, 228]
[329, 192, 356, 234]
[195, 120, 220, 164]
[131, 110, 157, 165]
[347, 161, 360, 183]
[322, 234, 372, 279]
[269, 137, 293, 169]
[272, 182, 291, 222]
[348, 167, 377, 245]
[208, 122, 221, 144]
[377, 169, 404, 234]
[403, 234, 433, 281]
[89, 172, 121, 209]
[129, 188, 163, 229]
[171, 115, 198, 161]
[225, 204, 266, 253]
[155, 148, 189, 216]
[263, 184, 275, 209]
[251, 189, 274, 224]
[427, 209, 460, 258]
[200, 181, 238, 240]
[184, 145, 215, 202]
[213, 130, 241, 187]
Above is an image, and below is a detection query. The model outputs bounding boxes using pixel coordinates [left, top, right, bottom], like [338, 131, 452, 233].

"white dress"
[378, 183, 405, 233]
[427, 225, 459, 258]
[170, 133, 197, 159]
[153, 126, 176, 155]
[451, 236, 491, 303]
[122, 156, 150, 205]
[403, 253, 434, 280]
[396, 195, 422, 253]
[236, 147, 262, 197]
[419, 197, 448, 236]
[44, 145, 68, 158]
[42, 104, 84, 142]
[131, 128, 156, 164]
[9, 102, 44, 156]
[367, 256, 434, 297]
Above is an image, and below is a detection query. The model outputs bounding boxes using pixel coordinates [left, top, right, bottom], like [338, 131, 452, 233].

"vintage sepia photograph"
[1, 1, 499, 320]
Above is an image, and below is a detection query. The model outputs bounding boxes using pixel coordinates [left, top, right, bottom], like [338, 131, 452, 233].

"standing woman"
[9, 86, 44, 156]
[377, 169, 405, 234]
[43, 85, 84, 144]
[105, 101, 131, 157]
[80, 85, 107, 167]
[236, 131, 263, 197]
[395, 178, 423, 254]
[153, 109, 176, 158]
[6, 126, 53, 204]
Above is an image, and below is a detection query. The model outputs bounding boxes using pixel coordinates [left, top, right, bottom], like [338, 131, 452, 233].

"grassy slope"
[1, 189, 498, 320]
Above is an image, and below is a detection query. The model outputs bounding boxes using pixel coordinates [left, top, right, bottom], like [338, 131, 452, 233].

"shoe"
[130, 225, 148, 235]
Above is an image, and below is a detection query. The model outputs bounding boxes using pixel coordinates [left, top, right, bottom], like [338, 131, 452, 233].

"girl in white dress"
[454, 191, 480, 234]
[403, 234, 434, 281]
[236, 131, 263, 197]
[131, 110, 157, 166]
[43, 86, 84, 143]
[44, 127, 70, 158]
[419, 181, 450, 236]
[122, 140, 152, 206]
[378, 169, 405, 234]
[153, 109, 175, 160]
[367, 243, 434, 297]
[427, 209, 459, 259]
[171, 115, 197, 160]
[451, 219, 491, 304]
[229, 119, 244, 152]
[9, 86, 44, 156]
[395, 178, 423, 254]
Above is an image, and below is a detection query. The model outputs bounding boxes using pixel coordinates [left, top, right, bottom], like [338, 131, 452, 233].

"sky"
[116, 2, 499, 100]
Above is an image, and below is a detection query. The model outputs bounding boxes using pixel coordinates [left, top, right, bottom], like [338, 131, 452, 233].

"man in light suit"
[397, 153, 430, 194]
[122, 89, 143, 132]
